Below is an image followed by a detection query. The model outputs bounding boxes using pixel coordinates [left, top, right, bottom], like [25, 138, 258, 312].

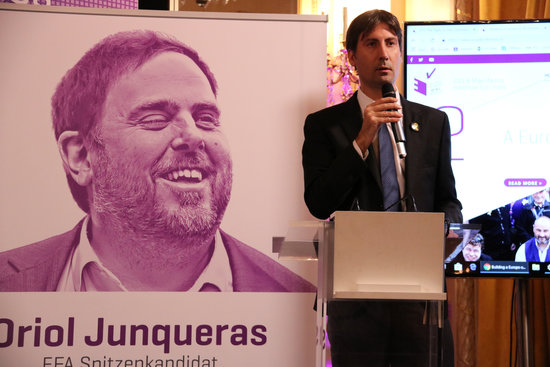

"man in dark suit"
[302, 10, 462, 367]
[514, 189, 550, 244]
[469, 204, 517, 260]
[0, 30, 314, 293]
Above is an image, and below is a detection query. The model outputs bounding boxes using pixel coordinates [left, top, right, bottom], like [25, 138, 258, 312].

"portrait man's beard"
[536, 234, 549, 246]
[90, 145, 232, 243]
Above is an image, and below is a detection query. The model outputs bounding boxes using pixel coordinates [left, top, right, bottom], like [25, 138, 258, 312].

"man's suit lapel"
[401, 97, 422, 197]
[339, 93, 383, 193]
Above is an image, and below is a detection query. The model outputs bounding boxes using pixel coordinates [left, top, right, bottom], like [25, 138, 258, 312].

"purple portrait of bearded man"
[0, 30, 315, 293]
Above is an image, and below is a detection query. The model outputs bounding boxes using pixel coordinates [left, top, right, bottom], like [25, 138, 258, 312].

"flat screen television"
[404, 19, 550, 277]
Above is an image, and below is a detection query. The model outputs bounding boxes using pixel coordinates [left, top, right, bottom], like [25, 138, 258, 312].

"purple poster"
[0, 5, 327, 366]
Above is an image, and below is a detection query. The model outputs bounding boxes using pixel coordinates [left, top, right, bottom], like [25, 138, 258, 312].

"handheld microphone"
[381, 83, 407, 158]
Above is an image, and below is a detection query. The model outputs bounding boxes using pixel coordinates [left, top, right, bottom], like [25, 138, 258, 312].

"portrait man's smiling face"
[90, 51, 232, 241]
[462, 243, 481, 262]
[533, 219, 550, 246]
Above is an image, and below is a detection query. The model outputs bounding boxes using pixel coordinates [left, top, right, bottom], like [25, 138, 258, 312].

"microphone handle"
[390, 121, 407, 158]
[381, 83, 407, 158]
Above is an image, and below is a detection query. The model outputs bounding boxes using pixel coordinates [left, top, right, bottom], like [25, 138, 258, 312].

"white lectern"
[277, 211, 451, 367]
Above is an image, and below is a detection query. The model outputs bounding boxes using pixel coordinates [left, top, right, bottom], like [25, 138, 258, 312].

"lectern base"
[326, 299, 449, 367]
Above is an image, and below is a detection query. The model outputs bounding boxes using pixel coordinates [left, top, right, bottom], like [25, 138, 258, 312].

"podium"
[277, 211, 454, 367]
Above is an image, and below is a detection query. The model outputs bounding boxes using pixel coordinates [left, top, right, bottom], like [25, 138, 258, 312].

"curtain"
[450, 278, 550, 367]
[456, 0, 550, 19]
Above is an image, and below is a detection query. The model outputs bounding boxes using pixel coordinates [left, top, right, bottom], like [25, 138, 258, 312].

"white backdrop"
[0, 4, 327, 366]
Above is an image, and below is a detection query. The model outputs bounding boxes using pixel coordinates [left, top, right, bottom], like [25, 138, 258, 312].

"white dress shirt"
[56, 216, 233, 291]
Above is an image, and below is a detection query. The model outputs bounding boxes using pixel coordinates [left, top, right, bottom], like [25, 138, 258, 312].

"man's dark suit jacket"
[0, 221, 315, 292]
[515, 201, 550, 243]
[302, 92, 462, 222]
[302, 92, 462, 326]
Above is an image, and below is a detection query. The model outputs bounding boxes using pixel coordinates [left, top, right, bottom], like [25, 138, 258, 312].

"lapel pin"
[410, 122, 420, 132]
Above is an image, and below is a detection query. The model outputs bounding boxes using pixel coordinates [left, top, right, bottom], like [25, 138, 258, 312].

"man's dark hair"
[51, 30, 218, 213]
[345, 9, 403, 53]
[468, 233, 485, 249]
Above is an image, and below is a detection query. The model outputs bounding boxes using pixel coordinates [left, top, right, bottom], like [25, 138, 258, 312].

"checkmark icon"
[427, 68, 436, 79]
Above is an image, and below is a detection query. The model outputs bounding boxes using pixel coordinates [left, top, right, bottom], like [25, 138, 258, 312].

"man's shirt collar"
[188, 230, 233, 292]
[56, 216, 233, 291]
[356, 87, 401, 112]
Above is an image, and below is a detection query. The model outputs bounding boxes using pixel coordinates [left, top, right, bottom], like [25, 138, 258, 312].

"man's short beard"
[161, 190, 229, 238]
[90, 145, 232, 242]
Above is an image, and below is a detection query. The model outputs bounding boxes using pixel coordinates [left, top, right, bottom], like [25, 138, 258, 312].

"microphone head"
[381, 82, 396, 98]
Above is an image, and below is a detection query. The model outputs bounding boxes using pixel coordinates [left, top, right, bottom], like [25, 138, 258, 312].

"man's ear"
[57, 131, 93, 187]
[347, 50, 356, 68]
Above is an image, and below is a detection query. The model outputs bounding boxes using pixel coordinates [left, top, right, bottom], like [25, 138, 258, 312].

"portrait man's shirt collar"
[56, 216, 233, 292]
[187, 230, 233, 292]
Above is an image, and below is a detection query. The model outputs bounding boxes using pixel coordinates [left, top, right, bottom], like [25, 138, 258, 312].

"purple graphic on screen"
[438, 106, 464, 136]
[438, 106, 464, 161]
[407, 53, 550, 64]
[413, 78, 427, 95]
[0, 30, 315, 294]
[504, 178, 547, 187]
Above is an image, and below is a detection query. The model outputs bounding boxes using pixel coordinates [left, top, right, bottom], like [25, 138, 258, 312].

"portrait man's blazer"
[0, 220, 315, 292]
